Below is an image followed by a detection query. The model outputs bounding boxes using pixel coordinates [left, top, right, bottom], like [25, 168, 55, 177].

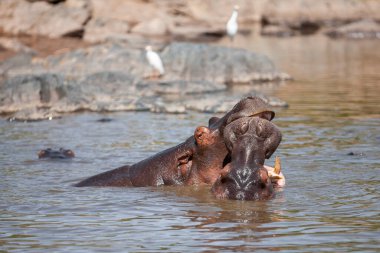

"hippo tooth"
[274, 156, 281, 175]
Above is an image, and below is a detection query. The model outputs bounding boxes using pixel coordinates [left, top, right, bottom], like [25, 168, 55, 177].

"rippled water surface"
[1, 35, 380, 252]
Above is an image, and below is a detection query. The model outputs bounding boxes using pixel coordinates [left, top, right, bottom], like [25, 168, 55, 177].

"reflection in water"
[1, 34, 380, 252]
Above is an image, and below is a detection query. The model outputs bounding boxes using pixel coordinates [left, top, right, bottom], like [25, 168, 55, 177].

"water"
[1, 34, 380, 252]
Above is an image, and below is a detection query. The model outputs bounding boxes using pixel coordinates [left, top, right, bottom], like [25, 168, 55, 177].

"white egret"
[145, 45, 165, 77]
[226, 5, 239, 41]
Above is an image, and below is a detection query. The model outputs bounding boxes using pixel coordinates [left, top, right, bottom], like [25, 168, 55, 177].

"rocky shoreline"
[0, 41, 289, 121]
[1, 0, 379, 121]
[1, 0, 379, 42]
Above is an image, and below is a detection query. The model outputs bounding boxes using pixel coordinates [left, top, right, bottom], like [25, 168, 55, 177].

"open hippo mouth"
[178, 96, 278, 185]
[211, 116, 282, 200]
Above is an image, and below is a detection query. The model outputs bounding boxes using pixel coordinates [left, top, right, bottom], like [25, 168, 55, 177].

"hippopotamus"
[212, 116, 282, 200]
[75, 96, 279, 187]
[38, 148, 75, 159]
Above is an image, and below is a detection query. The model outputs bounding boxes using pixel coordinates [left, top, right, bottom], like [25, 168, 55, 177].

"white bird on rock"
[145, 45, 165, 77]
[226, 5, 239, 41]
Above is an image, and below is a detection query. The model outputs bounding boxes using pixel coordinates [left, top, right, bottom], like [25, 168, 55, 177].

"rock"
[167, 17, 225, 40]
[150, 101, 186, 114]
[0, 72, 151, 116]
[90, 0, 162, 25]
[262, 0, 380, 30]
[84, 18, 130, 43]
[161, 42, 290, 83]
[187, 0, 261, 24]
[0, 53, 34, 77]
[8, 107, 61, 122]
[0, 0, 90, 38]
[4, 42, 290, 84]
[0, 73, 77, 113]
[153, 80, 226, 95]
[261, 25, 296, 37]
[326, 19, 380, 39]
[65, 0, 88, 9]
[26, 0, 64, 3]
[184, 92, 287, 113]
[2, 0, 380, 40]
[131, 18, 168, 36]
[0, 0, 51, 35]
[0, 37, 36, 54]
[0, 42, 290, 120]
[0, 69, 288, 120]
[4, 43, 147, 78]
[30, 0, 90, 38]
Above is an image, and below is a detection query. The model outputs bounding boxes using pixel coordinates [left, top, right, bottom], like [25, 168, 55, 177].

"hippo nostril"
[236, 167, 252, 184]
[236, 191, 245, 200]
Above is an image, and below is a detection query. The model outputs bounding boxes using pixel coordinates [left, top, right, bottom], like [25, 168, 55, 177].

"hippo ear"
[208, 117, 220, 127]
[194, 126, 213, 146]
[220, 163, 232, 178]
[64, 149, 75, 158]
[38, 150, 46, 158]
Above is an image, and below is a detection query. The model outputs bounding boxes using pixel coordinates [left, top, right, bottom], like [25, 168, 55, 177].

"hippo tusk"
[264, 165, 281, 179]
[267, 172, 282, 179]
[274, 156, 281, 174]
[265, 157, 285, 186]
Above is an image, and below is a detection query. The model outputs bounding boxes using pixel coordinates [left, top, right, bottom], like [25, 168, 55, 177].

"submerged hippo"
[212, 116, 282, 200]
[38, 148, 75, 159]
[75, 96, 280, 187]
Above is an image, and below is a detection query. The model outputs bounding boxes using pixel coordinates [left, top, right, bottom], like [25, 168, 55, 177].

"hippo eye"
[38, 150, 46, 158]
[65, 150, 75, 157]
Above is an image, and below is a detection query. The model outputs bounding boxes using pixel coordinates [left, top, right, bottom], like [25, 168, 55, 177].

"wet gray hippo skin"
[211, 117, 282, 200]
[75, 96, 276, 187]
[38, 148, 75, 159]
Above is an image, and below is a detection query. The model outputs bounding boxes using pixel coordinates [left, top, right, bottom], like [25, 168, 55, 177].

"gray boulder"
[0, 42, 290, 120]
[5, 42, 290, 83]
[4, 43, 147, 78]
[183, 91, 288, 113]
[0, 74, 80, 114]
[0, 53, 34, 78]
[161, 42, 290, 83]
[0, 72, 151, 120]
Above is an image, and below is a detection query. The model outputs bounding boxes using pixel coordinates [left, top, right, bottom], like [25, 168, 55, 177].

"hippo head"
[38, 148, 75, 159]
[184, 97, 276, 185]
[211, 116, 282, 200]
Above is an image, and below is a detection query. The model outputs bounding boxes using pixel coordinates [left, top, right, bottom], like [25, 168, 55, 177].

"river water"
[1, 34, 379, 252]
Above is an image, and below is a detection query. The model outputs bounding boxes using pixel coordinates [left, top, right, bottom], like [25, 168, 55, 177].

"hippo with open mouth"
[212, 116, 283, 200]
[75, 96, 281, 188]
